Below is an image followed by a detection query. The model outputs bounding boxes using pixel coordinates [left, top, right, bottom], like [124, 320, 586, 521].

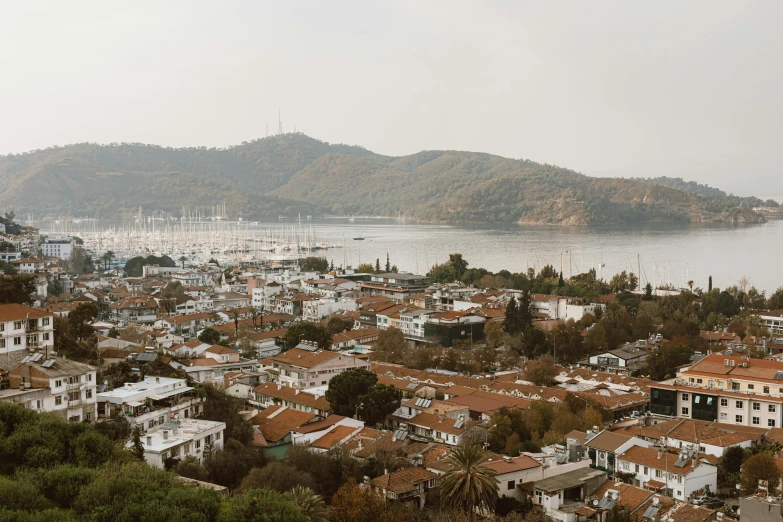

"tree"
[68, 302, 99, 342]
[720, 446, 746, 475]
[220, 488, 309, 522]
[240, 462, 315, 493]
[375, 258, 381, 272]
[199, 327, 221, 345]
[285, 486, 329, 522]
[0, 260, 18, 275]
[178, 256, 187, 268]
[640, 343, 693, 381]
[503, 297, 521, 336]
[356, 263, 375, 273]
[449, 253, 469, 281]
[101, 251, 115, 271]
[439, 444, 498, 517]
[524, 354, 557, 386]
[123, 254, 176, 277]
[130, 426, 145, 461]
[374, 326, 407, 363]
[329, 478, 405, 522]
[385, 253, 391, 273]
[740, 452, 781, 495]
[176, 455, 209, 482]
[605, 505, 633, 522]
[327, 316, 354, 335]
[484, 321, 504, 347]
[325, 368, 378, 417]
[357, 384, 402, 426]
[284, 322, 332, 350]
[0, 275, 36, 304]
[300, 257, 329, 273]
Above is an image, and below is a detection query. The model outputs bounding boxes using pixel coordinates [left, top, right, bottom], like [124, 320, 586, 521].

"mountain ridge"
[0, 133, 767, 225]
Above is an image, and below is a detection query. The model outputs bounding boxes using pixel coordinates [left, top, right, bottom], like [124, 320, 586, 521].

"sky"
[1, 1, 782, 198]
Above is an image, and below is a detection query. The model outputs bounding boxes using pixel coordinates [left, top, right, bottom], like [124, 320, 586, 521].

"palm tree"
[249, 306, 258, 328]
[439, 444, 498, 518]
[101, 250, 115, 272]
[178, 256, 187, 269]
[284, 486, 328, 522]
[231, 308, 240, 337]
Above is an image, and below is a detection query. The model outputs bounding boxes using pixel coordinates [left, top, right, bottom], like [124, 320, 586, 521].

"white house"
[615, 445, 717, 502]
[96, 376, 202, 430]
[302, 297, 357, 323]
[131, 419, 225, 469]
[0, 304, 55, 370]
[269, 348, 372, 389]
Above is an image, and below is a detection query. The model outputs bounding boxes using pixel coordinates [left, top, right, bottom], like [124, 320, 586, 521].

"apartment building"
[109, 295, 159, 324]
[269, 348, 372, 389]
[9, 355, 97, 422]
[0, 304, 54, 370]
[757, 311, 783, 336]
[132, 419, 225, 469]
[650, 353, 783, 428]
[615, 445, 717, 502]
[96, 376, 201, 430]
[41, 238, 74, 260]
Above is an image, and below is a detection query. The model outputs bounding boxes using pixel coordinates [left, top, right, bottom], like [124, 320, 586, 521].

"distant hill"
[0, 134, 766, 225]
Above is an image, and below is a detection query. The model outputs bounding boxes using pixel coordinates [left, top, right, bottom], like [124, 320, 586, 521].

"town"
[1, 213, 783, 522]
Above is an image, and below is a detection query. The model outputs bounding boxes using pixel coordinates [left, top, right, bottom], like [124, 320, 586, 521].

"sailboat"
[348, 216, 355, 223]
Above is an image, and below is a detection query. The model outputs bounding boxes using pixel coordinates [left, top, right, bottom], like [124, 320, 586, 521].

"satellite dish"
[593, 500, 599, 506]
[605, 492, 610, 498]
[612, 493, 618, 501]
[653, 497, 660, 506]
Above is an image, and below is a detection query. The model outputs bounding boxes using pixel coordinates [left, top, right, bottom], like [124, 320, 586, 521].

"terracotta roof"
[369, 467, 438, 495]
[250, 406, 317, 443]
[205, 345, 236, 355]
[566, 430, 588, 446]
[271, 348, 340, 369]
[294, 415, 347, 434]
[483, 455, 541, 475]
[253, 382, 330, 411]
[408, 412, 468, 435]
[310, 425, 360, 450]
[0, 304, 51, 322]
[618, 446, 701, 474]
[166, 312, 216, 324]
[585, 431, 633, 452]
[667, 503, 718, 522]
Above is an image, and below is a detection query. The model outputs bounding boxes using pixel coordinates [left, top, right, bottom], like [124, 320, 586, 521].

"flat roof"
[534, 468, 606, 492]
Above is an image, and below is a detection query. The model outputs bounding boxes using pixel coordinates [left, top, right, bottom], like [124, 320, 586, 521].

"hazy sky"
[2, 1, 782, 197]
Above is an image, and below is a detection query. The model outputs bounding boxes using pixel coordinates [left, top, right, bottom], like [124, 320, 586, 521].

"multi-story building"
[359, 272, 431, 302]
[131, 419, 225, 469]
[301, 297, 357, 323]
[757, 311, 783, 336]
[0, 304, 54, 370]
[650, 353, 783, 428]
[9, 355, 97, 422]
[269, 348, 372, 389]
[41, 238, 74, 260]
[614, 445, 717, 502]
[11, 258, 44, 274]
[109, 295, 159, 324]
[96, 376, 202, 430]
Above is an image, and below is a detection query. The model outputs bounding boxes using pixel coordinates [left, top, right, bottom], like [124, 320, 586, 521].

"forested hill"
[0, 134, 766, 225]
[633, 176, 779, 209]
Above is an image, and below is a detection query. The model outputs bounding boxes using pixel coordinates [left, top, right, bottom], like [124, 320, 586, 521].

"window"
[195, 440, 201, 449]
[676, 491, 682, 497]
[85, 389, 92, 399]
[55, 396, 62, 406]
[13, 321, 21, 330]
[681, 407, 689, 415]
[682, 393, 689, 401]
[655, 470, 663, 478]
[215, 432, 221, 440]
[635, 464, 639, 473]
[732, 382, 740, 390]
[736, 415, 743, 423]
[0, 323, 3, 332]
[43, 333, 49, 341]
[68, 391, 79, 402]
[87, 374, 93, 381]
[720, 413, 727, 421]
[508, 480, 515, 490]
[644, 466, 649, 475]
[689, 378, 694, 383]
[13, 337, 21, 345]
[748, 384, 755, 390]
[42, 318, 49, 326]
[0, 339, 4, 348]
[769, 419, 776, 427]
[764, 386, 770, 394]
[753, 417, 760, 425]
[753, 402, 761, 411]
[721, 398, 728, 407]
[35, 400, 42, 409]
[86, 413, 92, 421]
[770, 405, 777, 413]
[55, 379, 62, 387]
[736, 401, 743, 409]
[696, 379, 703, 384]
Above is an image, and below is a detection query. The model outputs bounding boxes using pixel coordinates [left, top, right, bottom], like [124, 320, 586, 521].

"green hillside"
[0, 134, 766, 225]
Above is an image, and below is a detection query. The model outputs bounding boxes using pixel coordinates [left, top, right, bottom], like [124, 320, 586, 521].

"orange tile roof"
[271, 348, 341, 368]
[311, 425, 360, 450]
[253, 382, 331, 411]
[0, 304, 51, 322]
[483, 455, 541, 475]
[408, 412, 467, 435]
[251, 406, 317, 443]
[369, 467, 438, 495]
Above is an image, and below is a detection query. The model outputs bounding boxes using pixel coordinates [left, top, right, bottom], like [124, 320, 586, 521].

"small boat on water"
[348, 217, 355, 223]
[353, 235, 364, 241]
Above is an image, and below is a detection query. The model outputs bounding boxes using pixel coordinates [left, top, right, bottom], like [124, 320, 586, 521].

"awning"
[126, 400, 143, 407]
[148, 386, 195, 401]
[644, 480, 666, 490]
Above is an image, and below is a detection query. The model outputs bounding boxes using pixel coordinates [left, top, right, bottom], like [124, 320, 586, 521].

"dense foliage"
[124, 254, 176, 277]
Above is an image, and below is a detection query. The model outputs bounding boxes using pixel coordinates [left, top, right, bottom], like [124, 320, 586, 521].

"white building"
[302, 297, 357, 323]
[615, 445, 717, 502]
[41, 238, 74, 260]
[131, 419, 225, 469]
[269, 348, 372, 389]
[9, 356, 98, 422]
[11, 258, 44, 274]
[96, 376, 202, 431]
[757, 311, 783, 336]
[0, 304, 54, 370]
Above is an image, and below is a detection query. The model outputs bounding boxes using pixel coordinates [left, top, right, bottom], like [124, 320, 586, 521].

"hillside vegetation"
[0, 134, 766, 225]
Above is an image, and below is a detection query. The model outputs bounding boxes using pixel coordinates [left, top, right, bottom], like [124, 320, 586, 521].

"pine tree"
[329, 259, 334, 271]
[131, 426, 145, 461]
[558, 272, 564, 287]
[375, 258, 381, 272]
[708, 276, 713, 292]
[385, 252, 391, 273]
[518, 290, 533, 331]
[504, 296, 521, 336]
